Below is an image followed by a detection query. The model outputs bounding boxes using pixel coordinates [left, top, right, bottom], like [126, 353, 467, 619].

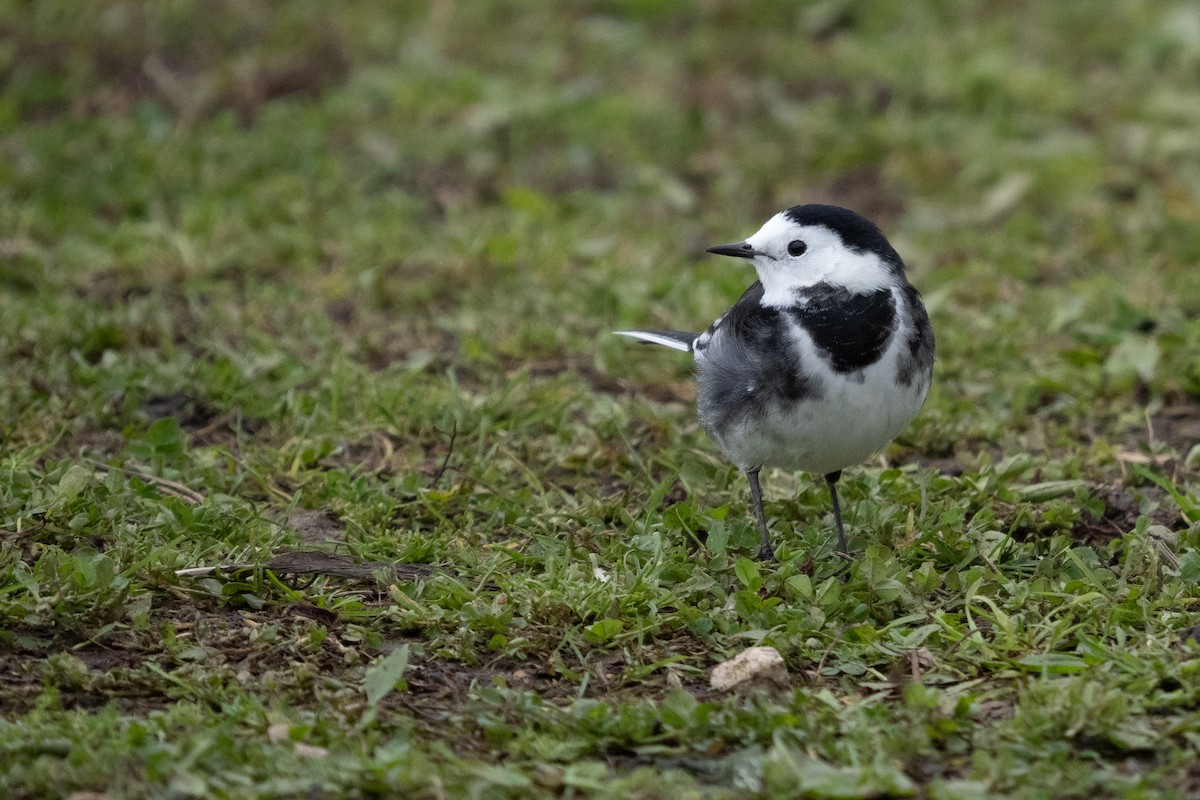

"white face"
[743, 213, 893, 305]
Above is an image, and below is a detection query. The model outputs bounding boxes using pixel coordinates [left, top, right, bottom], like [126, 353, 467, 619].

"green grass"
[3, 0, 1200, 797]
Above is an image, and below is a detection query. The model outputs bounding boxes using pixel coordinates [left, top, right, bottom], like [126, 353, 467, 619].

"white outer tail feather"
[614, 330, 695, 352]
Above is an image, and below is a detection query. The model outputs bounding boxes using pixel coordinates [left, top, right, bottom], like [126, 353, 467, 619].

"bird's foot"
[757, 543, 776, 562]
[834, 553, 853, 583]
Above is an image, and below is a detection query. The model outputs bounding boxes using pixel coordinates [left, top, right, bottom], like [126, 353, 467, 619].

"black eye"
[787, 240, 807, 256]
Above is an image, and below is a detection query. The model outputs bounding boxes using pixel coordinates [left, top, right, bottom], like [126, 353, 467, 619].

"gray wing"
[696, 282, 821, 441]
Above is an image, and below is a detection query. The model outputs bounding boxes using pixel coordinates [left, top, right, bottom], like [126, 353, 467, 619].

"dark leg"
[745, 468, 774, 561]
[825, 471, 848, 556]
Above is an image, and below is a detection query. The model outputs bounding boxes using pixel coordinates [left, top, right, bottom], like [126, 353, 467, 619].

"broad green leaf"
[1015, 653, 1088, 674]
[735, 557, 761, 589]
[53, 464, 92, 504]
[584, 618, 623, 643]
[364, 645, 410, 707]
[1014, 480, 1086, 503]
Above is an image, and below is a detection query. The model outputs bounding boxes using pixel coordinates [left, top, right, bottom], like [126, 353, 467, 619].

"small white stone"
[710, 646, 788, 691]
[293, 742, 329, 759]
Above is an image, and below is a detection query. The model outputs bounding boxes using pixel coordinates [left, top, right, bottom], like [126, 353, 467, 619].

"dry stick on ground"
[1, 520, 47, 541]
[175, 551, 434, 583]
[86, 458, 206, 504]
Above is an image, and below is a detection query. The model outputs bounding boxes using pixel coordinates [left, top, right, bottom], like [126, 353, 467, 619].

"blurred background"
[5, 1, 1200, 457]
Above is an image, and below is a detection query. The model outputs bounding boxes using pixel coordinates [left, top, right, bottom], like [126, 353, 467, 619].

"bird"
[617, 204, 934, 561]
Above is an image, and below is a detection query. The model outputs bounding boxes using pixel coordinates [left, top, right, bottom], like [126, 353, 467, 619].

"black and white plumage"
[617, 204, 934, 561]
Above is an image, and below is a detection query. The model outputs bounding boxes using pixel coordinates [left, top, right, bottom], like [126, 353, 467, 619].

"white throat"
[744, 214, 895, 307]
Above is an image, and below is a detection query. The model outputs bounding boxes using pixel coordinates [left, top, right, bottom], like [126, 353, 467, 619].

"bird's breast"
[694, 284, 931, 473]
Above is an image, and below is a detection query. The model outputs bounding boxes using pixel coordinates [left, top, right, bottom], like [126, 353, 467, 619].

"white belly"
[708, 344, 929, 475]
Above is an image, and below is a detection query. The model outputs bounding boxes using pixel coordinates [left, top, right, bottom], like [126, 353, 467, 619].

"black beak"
[706, 241, 761, 259]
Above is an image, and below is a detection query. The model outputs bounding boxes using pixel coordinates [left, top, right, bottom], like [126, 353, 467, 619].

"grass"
[3, 0, 1200, 797]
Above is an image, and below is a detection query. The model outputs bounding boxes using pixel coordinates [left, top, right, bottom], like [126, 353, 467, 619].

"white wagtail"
[618, 204, 934, 561]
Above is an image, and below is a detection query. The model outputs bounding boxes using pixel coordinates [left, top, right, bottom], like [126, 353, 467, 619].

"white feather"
[613, 330, 694, 352]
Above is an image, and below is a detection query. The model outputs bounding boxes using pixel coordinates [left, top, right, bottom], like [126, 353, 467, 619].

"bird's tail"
[614, 330, 699, 352]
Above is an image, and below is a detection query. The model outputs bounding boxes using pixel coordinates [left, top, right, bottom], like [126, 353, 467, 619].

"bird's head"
[706, 204, 905, 305]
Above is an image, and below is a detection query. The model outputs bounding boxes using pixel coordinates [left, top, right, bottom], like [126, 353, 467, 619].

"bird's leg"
[745, 468, 775, 561]
[825, 470, 849, 558]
